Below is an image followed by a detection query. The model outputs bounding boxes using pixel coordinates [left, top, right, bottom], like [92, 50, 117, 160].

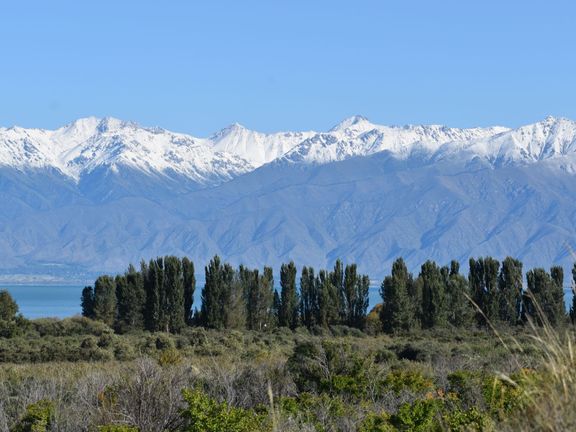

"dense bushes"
[0, 326, 570, 431]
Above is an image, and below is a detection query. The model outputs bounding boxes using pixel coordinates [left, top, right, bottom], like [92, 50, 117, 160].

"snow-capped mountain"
[1, 115, 576, 282]
[209, 122, 315, 166]
[0, 117, 253, 184]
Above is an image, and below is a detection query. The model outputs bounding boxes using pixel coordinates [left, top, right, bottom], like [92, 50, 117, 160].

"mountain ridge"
[1, 115, 576, 281]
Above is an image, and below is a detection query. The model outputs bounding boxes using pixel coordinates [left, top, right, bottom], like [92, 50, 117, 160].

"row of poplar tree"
[81, 254, 575, 334]
[380, 257, 573, 333]
[81, 255, 370, 333]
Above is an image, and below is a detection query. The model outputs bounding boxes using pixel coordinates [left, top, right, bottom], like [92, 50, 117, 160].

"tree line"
[380, 257, 572, 333]
[80, 255, 370, 333]
[80, 255, 576, 334]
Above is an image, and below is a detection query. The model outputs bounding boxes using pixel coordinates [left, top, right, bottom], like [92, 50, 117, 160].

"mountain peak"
[329, 115, 372, 132]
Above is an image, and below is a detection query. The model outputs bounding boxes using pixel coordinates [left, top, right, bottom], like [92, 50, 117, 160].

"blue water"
[3, 284, 566, 320]
[2, 285, 84, 319]
[0, 284, 382, 320]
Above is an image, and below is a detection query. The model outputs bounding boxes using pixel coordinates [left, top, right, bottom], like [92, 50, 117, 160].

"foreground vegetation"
[1, 253, 575, 431]
[0, 314, 574, 431]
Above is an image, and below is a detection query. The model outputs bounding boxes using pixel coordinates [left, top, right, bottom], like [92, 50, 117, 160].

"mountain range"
[1, 115, 575, 284]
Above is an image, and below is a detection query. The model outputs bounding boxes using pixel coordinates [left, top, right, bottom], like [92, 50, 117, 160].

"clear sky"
[1, 0, 575, 135]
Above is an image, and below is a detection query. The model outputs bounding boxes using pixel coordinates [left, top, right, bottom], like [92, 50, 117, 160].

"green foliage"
[383, 369, 434, 394]
[482, 375, 525, 419]
[115, 264, 145, 332]
[300, 266, 319, 329]
[80, 286, 95, 319]
[524, 267, 566, 326]
[498, 257, 523, 325]
[469, 257, 500, 325]
[93, 275, 117, 327]
[244, 266, 275, 331]
[390, 398, 440, 431]
[182, 257, 196, 325]
[0, 289, 18, 322]
[11, 399, 54, 432]
[342, 264, 370, 329]
[201, 256, 236, 329]
[358, 412, 395, 432]
[380, 258, 416, 333]
[279, 261, 299, 329]
[446, 261, 474, 327]
[181, 388, 268, 432]
[420, 260, 448, 329]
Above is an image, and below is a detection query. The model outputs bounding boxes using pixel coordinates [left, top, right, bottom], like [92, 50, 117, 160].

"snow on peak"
[1, 116, 576, 185]
[209, 123, 315, 167]
[329, 115, 372, 132]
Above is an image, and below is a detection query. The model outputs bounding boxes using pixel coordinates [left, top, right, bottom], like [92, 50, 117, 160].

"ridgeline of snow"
[3, 116, 576, 184]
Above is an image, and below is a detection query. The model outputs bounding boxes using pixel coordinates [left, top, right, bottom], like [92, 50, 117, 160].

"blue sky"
[1, 0, 575, 135]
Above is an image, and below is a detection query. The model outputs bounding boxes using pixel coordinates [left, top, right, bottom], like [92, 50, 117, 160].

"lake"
[0, 284, 384, 319]
[3, 284, 569, 320]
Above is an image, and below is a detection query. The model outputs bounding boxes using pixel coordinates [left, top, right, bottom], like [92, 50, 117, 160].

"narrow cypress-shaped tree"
[182, 257, 196, 325]
[344, 264, 370, 329]
[446, 261, 473, 327]
[279, 261, 299, 329]
[498, 257, 523, 325]
[259, 266, 275, 330]
[92, 275, 116, 326]
[224, 265, 244, 329]
[80, 286, 95, 319]
[550, 266, 565, 326]
[380, 258, 415, 333]
[525, 267, 564, 326]
[201, 256, 225, 329]
[330, 259, 345, 323]
[114, 274, 129, 331]
[469, 257, 500, 325]
[420, 260, 447, 329]
[144, 259, 162, 332]
[125, 263, 145, 329]
[244, 267, 260, 330]
[300, 266, 320, 329]
[524, 268, 549, 325]
[164, 256, 185, 333]
[317, 269, 332, 327]
[272, 290, 281, 326]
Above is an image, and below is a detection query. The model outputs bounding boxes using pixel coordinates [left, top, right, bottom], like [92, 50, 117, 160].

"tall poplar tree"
[445, 261, 473, 327]
[182, 257, 196, 325]
[144, 259, 160, 331]
[164, 256, 185, 333]
[469, 257, 500, 325]
[420, 260, 447, 328]
[279, 261, 299, 329]
[201, 256, 226, 329]
[380, 258, 415, 333]
[92, 275, 116, 327]
[300, 266, 318, 329]
[344, 265, 369, 329]
[498, 257, 523, 325]
[81, 286, 95, 319]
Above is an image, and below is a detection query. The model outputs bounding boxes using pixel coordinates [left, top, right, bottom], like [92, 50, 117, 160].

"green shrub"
[11, 399, 54, 432]
[180, 388, 268, 432]
[359, 412, 395, 432]
[390, 398, 441, 431]
[383, 369, 434, 394]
